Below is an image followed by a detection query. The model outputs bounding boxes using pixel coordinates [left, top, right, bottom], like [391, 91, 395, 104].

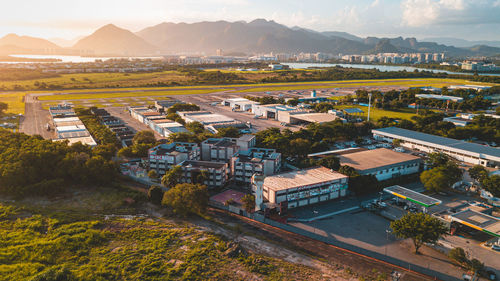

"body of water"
[283, 62, 500, 77]
[1, 54, 163, 63]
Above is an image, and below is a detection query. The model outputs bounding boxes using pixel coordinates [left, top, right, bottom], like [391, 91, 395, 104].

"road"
[19, 94, 53, 139]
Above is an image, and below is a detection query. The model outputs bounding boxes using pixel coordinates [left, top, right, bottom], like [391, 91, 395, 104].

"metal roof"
[343, 108, 364, 114]
[384, 185, 441, 207]
[373, 127, 500, 158]
[338, 148, 421, 171]
[451, 209, 500, 238]
[263, 167, 348, 192]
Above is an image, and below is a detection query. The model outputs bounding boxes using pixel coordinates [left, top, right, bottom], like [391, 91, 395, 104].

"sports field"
[333, 105, 419, 121]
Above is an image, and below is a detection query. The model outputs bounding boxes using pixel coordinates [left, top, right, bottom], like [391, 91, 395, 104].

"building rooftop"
[179, 111, 236, 124]
[263, 167, 348, 192]
[150, 143, 198, 156]
[55, 136, 97, 146]
[290, 113, 338, 124]
[372, 127, 500, 158]
[451, 209, 500, 237]
[181, 160, 227, 169]
[237, 148, 280, 162]
[415, 94, 463, 102]
[338, 148, 421, 171]
[384, 185, 441, 207]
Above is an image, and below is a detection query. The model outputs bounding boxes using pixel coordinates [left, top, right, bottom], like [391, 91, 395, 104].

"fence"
[210, 201, 459, 281]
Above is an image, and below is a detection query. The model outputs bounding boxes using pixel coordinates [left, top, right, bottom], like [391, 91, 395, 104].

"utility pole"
[367, 93, 372, 122]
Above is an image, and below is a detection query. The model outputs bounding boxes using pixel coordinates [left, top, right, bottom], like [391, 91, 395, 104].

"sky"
[1, 0, 500, 41]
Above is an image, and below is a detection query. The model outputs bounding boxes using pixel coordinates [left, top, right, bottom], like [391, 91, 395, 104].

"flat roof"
[181, 160, 227, 169]
[291, 113, 338, 123]
[338, 148, 420, 171]
[53, 117, 80, 123]
[263, 167, 348, 192]
[372, 127, 500, 159]
[55, 125, 87, 132]
[55, 136, 97, 146]
[384, 185, 441, 207]
[185, 113, 235, 124]
[451, 209, 500, 237]
[416, 94, 463, 101]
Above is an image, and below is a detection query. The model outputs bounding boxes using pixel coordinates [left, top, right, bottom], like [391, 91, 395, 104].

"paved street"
[19, 94, 54, 139]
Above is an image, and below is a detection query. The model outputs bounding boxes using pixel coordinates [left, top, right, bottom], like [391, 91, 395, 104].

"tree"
[167, 103, 200, 114]
[147, 185, 164, 205]
[420, 163, 462, 192]
[133, 131, 156, 146]
[0, 102, 8, 115]
[390, 212, 448, 254]
[241, 194, 256, 213]
[338, 165, 359, 177]
[185, 121, 205, 134]
[448, 247, 468, 267]
[316, 155, 340, 170]
[427, 152, 450, 168]
[468, 258, 484, 274]
[148, 169, 158, 179]
[289, 138, 311, 157]
[216, 127, 241, 138]
[191, 169, 209, 185]
[481, 175, 500, 197]
[392, 139, 401, 147]
[468, 165, 488, 183]
[162, 183, 208, 216]
[161, 166, 183, 188]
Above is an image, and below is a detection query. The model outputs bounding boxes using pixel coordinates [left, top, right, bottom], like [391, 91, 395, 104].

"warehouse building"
[179, 160, 229, 188]
[50, 105, 97, 147]
[338, 148, 422, 181]
[253, 167, 349, 209]
[372, 127, 500, 167]
[231, 148, 281, 186]
[251, 104, 298, 120]
[148, 142, 200, 174]
[222, 98, 258, 111]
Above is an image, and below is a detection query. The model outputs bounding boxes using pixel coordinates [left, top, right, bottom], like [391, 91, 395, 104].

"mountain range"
[1, 19, 499, 57]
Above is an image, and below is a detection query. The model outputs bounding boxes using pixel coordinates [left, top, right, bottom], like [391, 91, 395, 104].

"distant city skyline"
[1, 0, 500, 41]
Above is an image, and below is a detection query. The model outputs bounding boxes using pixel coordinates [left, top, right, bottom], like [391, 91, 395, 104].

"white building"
[338, 148, 422, 181]
[254, 167, 349, 209]
[201, 135, 256, 162]
[231, 147, 281, 186]
[372, 127, 500, 167]
[148, 143, 200, 174]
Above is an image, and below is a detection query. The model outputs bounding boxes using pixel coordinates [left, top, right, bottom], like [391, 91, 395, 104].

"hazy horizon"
[1, 0, 500, 42]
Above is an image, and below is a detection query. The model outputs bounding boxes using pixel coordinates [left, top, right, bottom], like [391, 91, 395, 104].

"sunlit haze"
[2, 0, 500, 40]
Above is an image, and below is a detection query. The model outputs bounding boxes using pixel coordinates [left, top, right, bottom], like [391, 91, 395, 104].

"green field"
[0, 92, 26, 114]
[333, 105, 419, 121]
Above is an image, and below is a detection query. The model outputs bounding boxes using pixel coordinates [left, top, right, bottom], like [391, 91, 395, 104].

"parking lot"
[288, 188, 500, 279]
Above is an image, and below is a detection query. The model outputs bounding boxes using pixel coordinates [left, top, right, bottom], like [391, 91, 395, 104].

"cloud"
[401, 0, 500, 26]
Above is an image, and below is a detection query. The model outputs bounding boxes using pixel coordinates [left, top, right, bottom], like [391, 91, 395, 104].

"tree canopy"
[421, 162, 462, 192]
[161, 166, 183, 188]
[390, 212, 448, 254]
[162, 183, 208, 216]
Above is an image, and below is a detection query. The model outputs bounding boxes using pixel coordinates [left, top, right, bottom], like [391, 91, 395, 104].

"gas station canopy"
[384, 185, 442, 208]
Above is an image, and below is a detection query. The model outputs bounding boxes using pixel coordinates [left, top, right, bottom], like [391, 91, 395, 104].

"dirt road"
[19, 95, 53, 139]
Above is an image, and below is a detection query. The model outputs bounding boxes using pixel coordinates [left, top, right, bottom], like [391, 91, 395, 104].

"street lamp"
[367, 93, 372, 122]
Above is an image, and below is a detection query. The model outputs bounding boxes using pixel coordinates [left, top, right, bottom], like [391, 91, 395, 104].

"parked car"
[492, 244, 500, 251]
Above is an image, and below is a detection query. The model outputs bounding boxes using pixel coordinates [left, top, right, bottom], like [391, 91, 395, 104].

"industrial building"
[442, 116, 473, 127]
[179, 160, 229, 188]
[372, 127, 500, 167]
[253, 167, 348, 209]
[177, 110, 246, 133]
[222, 98, 258, 111]
[338, 148, 422, 181]
[148, 143, 200, 174]
[154, 100, 183, 112]
[201, 135, 256, 162]
[49, 105, 97, 147]
[251, 104, 298, 120]
[231, 147, 281, 186]
[128, 106, 188, 138]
